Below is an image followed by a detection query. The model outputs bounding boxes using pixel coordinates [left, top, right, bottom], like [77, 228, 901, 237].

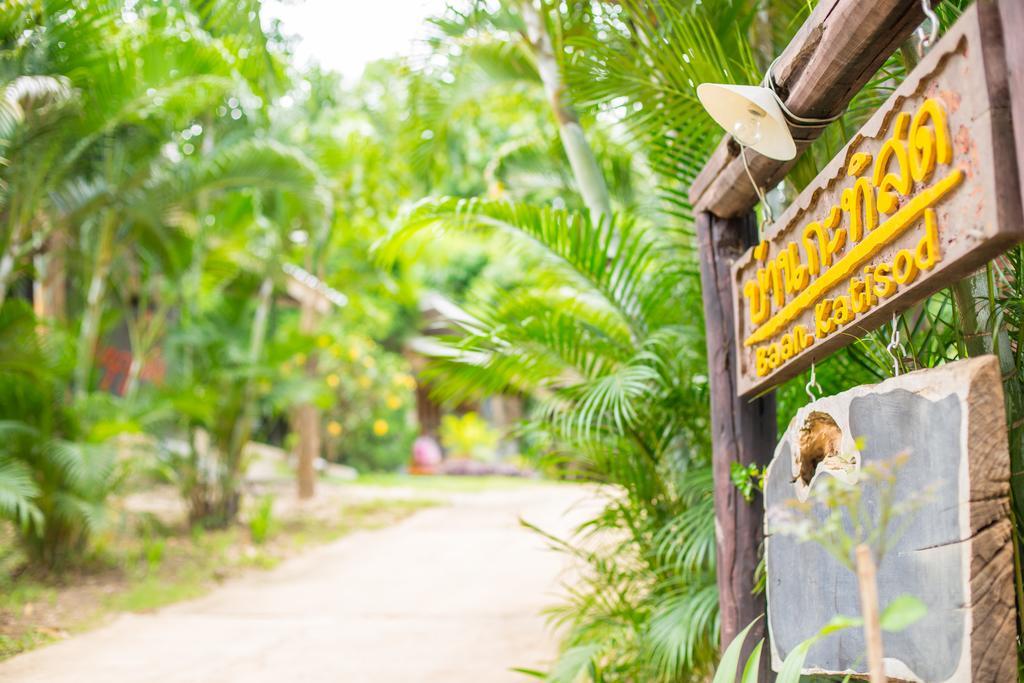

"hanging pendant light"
[696, 83, 796, 161]
[697, 59, 845, 162]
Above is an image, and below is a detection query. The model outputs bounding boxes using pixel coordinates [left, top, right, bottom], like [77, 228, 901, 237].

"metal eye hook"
[805, 362, 822, 402]
[915, 0, 940, 56]
[886, 312, 906, 377]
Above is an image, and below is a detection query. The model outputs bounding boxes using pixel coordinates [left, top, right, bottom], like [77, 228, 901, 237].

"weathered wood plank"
[764, 356, 1014, 682]
[688, 0, 935, 218]
[695, 210, 776, 672]
[731, 2, 1024, 397]
[999, 0, 1024, 220]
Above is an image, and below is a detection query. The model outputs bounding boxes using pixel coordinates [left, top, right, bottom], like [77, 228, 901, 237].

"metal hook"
[805, 362, 822, 402]
[886, 312, 906, 377]
[915, 0, 939, 56]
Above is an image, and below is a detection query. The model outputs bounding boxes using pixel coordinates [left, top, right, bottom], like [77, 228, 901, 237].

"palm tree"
[380, 192, 719, 679]
[0, 0, 335, 550]
[395, 0, 994, 679]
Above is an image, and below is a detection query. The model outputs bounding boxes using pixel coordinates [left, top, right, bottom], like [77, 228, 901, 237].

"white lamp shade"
[696, 83, 797, 161]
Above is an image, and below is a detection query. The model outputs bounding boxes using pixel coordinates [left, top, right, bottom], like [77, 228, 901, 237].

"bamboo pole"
[856, 544, 886, 683]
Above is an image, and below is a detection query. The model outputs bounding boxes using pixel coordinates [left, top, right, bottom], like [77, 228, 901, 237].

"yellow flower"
[386, 394, 401, 410]
[404, 375, 417, 390]
[357, 376, 372, 389]
[330, 343, 343, 358]
[317, 334, 331, 348]
[327, 420, 343, 437]
[348, 347, 361, 361]
[372, 419, 389, 436]
[326, 373, 340, 388]
[294, 353, 307, 366]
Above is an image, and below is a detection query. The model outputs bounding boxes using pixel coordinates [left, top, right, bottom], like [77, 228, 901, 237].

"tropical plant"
[248, 495, 275, 545]
[389, 0, 994, 680]
[0, 301, 123, 568]
[381, 190, 717, 679]
[439, 411, 501, 461]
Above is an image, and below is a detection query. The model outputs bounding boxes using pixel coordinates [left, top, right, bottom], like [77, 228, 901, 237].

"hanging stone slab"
[764, 356, 1014, 682]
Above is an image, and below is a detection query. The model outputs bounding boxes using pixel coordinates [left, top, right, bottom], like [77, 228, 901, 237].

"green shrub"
[320, 340, 417, 472]
[248, 495, 275, 545]
[439, 412, 501, 460]
[0, 302, 121, 569]
[141, 537, 166, 571]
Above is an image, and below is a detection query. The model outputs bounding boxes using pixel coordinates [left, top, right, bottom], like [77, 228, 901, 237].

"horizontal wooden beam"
[688, 0, 935, 218]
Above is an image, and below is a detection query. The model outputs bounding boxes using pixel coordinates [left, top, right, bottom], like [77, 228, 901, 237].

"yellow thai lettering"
[847, 152, 873, 177]
[743, 168, 962, 347]
[802, 221, 828, 276]
[909, 98, 952, 183]
[841, 177, 879, 242]
[739, 96, 958, 381]
[873, 112, 912, 214]
[744, 279, 769, 325]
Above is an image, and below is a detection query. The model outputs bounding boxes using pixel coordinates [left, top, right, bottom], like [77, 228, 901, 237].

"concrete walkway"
[0, 483, 597, 683]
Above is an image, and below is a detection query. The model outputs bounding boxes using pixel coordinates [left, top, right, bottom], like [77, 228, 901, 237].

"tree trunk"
[295, 296, 320, 499]
[696, 210, 776, 679]
[519, 0, 612, 222]
[74, 211, 116, 396]
[220, 273, 275, 521]
[230, 274, 274, 457]
[33, 227, 67, 321]
[0, 220, 28, 308]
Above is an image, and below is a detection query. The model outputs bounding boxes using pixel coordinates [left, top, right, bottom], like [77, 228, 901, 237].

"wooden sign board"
[763, 356, 1014, 682]
[732, 3, 1023, 397]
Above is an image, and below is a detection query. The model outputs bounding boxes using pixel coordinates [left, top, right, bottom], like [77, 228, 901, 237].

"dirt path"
[0, 483, 598, 683]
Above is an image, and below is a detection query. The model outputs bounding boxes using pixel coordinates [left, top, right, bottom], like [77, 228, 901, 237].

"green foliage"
[379, 4, 721, 678]
[729, 462, 764, 503]
[314, 336, 417, 472]
[879, 595, 927, 633]
[384, 187, 716, 680]
[711, 617, 762, 683]
[142, 536, 167, 571]
[0, 0, 411, 556]
[712, 595, 927, 682]
[0, 301, 123, 568]
[440, 412, 501, 461]
[248, 495, 275, 545]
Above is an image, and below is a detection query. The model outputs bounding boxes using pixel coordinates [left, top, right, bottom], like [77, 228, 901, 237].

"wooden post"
[295, 297, 320, 499]
[696, 210, 777, 672]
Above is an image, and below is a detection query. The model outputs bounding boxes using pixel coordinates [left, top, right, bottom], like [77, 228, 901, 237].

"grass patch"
[0, 630, 59, 660]
[110, 572, 208, 613]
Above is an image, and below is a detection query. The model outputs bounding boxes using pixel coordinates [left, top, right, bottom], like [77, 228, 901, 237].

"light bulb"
[731, 110, 764, 147]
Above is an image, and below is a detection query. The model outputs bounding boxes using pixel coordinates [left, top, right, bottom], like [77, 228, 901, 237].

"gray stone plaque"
[764, 356, 1013, 682]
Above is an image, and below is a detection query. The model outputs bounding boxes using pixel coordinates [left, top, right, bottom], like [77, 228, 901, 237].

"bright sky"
[263, 0, 450, 83]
